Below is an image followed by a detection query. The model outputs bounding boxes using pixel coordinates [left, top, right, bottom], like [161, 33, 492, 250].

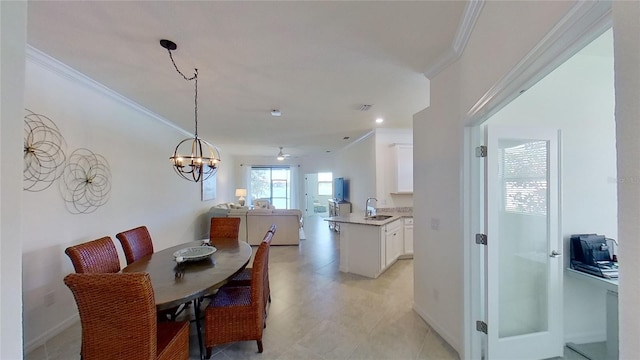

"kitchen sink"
[365, 215, 393, 221]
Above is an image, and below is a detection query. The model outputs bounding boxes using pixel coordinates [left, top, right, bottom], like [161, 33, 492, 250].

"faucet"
[365, 197, 378, 217]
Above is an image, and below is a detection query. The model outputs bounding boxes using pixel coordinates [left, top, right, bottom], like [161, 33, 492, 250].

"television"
[334, 177, 349, 202]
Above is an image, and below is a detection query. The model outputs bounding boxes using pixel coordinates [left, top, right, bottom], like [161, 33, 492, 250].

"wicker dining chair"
[116, 225, 189, 321]
[64, 272, 190, 360]
[204, 240, 269, 355]
[210, 217, 241, 240]
[115, 225, 154, 265]
[64, 236, 121, 274]
[224, 225, 276, 305]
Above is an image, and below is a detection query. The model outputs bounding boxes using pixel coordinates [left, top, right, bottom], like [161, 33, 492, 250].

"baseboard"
[413, 302, 462, 358]
[564, 330, 606, 344]
[24, 314, 79, 354]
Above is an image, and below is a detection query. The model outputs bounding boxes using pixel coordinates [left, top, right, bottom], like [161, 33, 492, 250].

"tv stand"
[328, 199, 351, 232]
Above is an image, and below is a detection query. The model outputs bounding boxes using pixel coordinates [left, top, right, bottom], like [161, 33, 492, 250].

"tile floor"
[26, 215, 586, 360]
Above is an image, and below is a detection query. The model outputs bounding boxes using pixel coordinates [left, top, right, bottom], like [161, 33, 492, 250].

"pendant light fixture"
[161, 39, 221, 182]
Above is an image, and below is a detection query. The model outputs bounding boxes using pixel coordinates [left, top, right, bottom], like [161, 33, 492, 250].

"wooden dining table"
[123, 238, 252, 360]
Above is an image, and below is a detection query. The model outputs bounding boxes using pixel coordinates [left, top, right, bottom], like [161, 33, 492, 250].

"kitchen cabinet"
[338, 222, 384, 278]
[402, 217, 413, 257]
[385, 219, 403, 267]
[390, 144, 413, 194]
[337, 217, 404, 278]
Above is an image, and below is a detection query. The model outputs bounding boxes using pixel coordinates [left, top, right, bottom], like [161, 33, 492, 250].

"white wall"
[488, 29, 616, 343]
[413, 1, 575, 356]
[301, 153, 335, 175]
[613, 2, 640, 358]
[215, 152, 237, 205]
[21, 50, 221, 350]
[333, 133, 376, 214]
[0, 1, 26, 358]
[413, 62, 464, 353]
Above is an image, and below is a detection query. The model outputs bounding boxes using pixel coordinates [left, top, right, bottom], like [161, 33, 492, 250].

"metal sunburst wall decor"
[60, 148, 112, 214]
[23, 109, 67, 191]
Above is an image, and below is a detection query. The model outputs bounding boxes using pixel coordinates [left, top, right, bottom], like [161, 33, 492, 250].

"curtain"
[290, 166, 299, 210]
[243, 165, 253, 206]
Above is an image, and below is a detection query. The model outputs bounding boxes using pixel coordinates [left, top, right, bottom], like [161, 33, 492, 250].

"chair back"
[263, 231, 273, 245]
[116, 226, 154, 265]
[65, 237, 121, 274]
[210, 217, 241, 240]
[64, 272, 158, 359]
[259, 231, 273, 314]
[250, 242, 268, 324]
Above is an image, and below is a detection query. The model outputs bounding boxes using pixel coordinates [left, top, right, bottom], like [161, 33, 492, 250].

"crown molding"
[464, 0, 612, 126]
[25, 45, 191, 137]
[338, 130, 375, 153]
[423, 0, 485, 80]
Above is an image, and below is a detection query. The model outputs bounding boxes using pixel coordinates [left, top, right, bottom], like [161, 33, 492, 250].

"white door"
[485, 126, 563, 360]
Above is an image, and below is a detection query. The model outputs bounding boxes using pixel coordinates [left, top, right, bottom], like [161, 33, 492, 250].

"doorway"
[304, 172, 332, 218]
[466, 27, 616, 360]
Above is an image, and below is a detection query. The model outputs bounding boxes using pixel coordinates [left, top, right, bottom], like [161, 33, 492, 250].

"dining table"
[122, 238, 252, 360]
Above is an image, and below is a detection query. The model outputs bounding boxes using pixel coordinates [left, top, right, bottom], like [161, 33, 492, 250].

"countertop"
[325, 211, 412, 226]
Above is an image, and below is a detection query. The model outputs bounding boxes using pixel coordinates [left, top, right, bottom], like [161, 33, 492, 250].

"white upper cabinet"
[390, 144, 413, 194]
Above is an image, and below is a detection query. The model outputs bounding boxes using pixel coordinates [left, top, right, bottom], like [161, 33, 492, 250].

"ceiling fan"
[276, 147, 291, 161]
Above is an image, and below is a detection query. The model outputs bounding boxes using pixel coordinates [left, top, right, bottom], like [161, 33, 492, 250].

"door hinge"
[475, 233, 487, 245]
[476, 320, 488, 334]
[475, 146, 487, 158]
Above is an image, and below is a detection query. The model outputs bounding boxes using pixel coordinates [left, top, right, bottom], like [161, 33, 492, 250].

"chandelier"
[160, 39, 221, 182]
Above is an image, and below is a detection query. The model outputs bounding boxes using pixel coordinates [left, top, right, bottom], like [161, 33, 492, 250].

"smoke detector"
[271, 109, 282, 117]
[359, 104, 373, 111]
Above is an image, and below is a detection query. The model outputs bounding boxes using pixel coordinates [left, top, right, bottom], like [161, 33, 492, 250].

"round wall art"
[23, 109, 67, 191]
[60, 148, 112, 214]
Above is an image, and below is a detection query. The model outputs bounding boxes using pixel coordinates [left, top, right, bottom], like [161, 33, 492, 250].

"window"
[317, 172, 333, 196]
[500, 140, 548, 216]
[250, 166, 291, 209]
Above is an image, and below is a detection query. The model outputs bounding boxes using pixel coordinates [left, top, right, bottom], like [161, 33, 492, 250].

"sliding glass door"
[250, 166, 291, 209]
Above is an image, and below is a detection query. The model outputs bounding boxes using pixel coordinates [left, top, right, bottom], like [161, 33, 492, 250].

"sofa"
[209, 204, 302, 245]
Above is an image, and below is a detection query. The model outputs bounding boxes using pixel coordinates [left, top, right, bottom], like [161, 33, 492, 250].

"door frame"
[462, 3, 612, 358]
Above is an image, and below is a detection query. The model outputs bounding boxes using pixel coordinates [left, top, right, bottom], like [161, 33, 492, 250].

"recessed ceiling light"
[271, 109, 281, 117]
[376, 118, 384, 123]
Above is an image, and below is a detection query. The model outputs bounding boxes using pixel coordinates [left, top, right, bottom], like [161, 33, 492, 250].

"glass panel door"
[498, 139, 549, 338]
[250, 166, 290, 209]
[486, 126, 562, 360]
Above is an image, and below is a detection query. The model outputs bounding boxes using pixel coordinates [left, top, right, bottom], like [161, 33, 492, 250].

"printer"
[570, 234, 618, 279]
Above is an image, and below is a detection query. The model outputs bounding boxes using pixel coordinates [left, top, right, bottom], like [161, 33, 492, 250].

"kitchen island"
[325, 213, 410, 278]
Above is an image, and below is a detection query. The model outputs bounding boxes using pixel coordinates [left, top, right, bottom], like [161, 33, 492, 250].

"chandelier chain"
[194, 70, 198, 137]
[166, 48, 196, 81]
[165, 48, 199, 137]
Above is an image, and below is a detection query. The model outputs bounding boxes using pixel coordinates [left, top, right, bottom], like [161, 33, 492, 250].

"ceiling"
[26, 1, 467, 159]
